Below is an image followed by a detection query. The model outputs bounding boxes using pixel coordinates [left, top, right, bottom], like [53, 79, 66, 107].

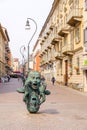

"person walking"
[51, 76, 56, 85]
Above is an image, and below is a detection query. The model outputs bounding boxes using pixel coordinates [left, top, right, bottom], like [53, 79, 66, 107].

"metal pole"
[28, 44, 29, 73]
[20, 45, 26, 77]
[26, 18, 37, 73]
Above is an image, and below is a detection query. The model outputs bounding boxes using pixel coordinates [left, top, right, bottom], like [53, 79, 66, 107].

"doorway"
[64, 60, 68, 86]
[84, 70, 87, 91]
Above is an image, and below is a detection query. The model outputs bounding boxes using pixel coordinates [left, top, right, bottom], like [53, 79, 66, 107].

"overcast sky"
[0, 0, 53, 61]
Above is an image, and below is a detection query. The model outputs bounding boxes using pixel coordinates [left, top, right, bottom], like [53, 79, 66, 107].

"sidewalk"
[47, 80, 87, 96]
[0, 78, 87, 130]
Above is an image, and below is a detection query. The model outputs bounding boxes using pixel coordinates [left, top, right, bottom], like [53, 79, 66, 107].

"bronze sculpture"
[17, 71, 51, 113]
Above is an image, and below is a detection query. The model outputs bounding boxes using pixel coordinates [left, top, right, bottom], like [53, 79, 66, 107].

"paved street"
[0, 78, 87, 130]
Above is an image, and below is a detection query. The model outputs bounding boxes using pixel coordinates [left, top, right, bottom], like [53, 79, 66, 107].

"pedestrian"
[6, 74, 10, 82]
[18, 76, 20, 81]
[41, 75, 47, 89]
[41, 75, 45, 82]
[51, 76, 56, 85]
[21, 75, 26, 86]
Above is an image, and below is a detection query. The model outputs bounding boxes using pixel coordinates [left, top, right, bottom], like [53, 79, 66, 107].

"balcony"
[51, 27, 62, 45]
[40, 59, 45, 65]
[46, 30, 51, 36]
[40, 42, 43, 45]
[44, 48, 48, 52]
[48, 55, 54, 63]
[5, 64, 9, 68]
[67, 8, 83, 26]
[41, 38, 45, 43]
[47, 44, 51, 49]
[5, 45, 10, 52]
[48, 58, 54, 63]
[49, 23, 55, 30]
[51, 38, 59, 45]
[5, 53, 9, 60]
[39, 53, 43, 58]
[51, 35, 62, 45]
[58, 23, 69, 37]
[54, 52, 63, 60]
[44, 35, 47, 39]
[62, 43, 74, 55]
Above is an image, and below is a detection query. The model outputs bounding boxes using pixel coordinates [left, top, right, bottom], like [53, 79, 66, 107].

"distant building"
[32, 39, 41, 72]
[29, 54, 34, 70]
[12, 58, 20, 72]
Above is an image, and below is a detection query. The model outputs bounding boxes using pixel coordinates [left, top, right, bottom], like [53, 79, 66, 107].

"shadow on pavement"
[39, 109, 59, 115]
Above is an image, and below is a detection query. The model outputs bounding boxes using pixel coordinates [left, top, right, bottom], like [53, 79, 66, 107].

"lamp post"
[25, 18, 37, 73]
[20, 45, 26, 77]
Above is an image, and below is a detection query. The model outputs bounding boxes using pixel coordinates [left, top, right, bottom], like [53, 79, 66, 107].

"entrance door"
[84, 70, 87, 91]
[64, 60, 68, 86]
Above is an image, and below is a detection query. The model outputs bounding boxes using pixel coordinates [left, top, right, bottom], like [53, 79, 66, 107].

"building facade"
[38, 0, 87, 91]
[33, 39, 41, 72]
[0, 24, 11, 77]
[12, 58, 20, 72]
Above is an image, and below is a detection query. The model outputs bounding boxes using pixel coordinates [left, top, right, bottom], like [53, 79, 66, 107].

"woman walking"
[51, 76, 56, 85]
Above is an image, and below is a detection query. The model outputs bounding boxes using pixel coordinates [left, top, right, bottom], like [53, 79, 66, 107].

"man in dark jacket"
[51, 77, 56, 85]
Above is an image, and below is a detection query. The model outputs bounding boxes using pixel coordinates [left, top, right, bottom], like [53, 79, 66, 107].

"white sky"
[0, 0, 53, 61]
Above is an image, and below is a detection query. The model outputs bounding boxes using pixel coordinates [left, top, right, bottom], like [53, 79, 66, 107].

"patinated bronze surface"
[17, 71, 50, 113]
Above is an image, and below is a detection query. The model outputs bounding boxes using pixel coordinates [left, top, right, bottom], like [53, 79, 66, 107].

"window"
[70, 30, 74, 44]
[84, 28, 87, 43]
[69, 0, 73, 5]
[76, 57, 80, 74]
[85, 0, 87, 11]
[77, 57, 79, 67]
[75, 27, 80, 43]
[64, 36, 67, 46]
[60, 60, 62, 75]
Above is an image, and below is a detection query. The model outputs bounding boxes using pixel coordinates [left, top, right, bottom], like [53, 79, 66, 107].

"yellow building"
[3, 28, 12, 74]
[0, 24, 11, 77]
[12, 58, 20, 72]
[39, 0, 87, 91]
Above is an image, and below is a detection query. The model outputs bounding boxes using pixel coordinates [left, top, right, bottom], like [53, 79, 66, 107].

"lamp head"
[24, 46, 26, 50]
[25, 19, 30, 30]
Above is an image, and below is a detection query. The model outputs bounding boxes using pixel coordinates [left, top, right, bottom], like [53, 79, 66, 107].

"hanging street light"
[25, 18, 37, 73]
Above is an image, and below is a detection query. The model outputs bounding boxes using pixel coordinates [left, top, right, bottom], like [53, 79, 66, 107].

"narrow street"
[0, 78, 87, 130]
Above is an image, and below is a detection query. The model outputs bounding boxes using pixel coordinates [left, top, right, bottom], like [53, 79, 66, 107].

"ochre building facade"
[39, 0, 87, 91]
[0, 24, 11, 78]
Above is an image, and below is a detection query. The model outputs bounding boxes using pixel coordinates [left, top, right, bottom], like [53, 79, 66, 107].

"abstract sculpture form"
[17, 71, 51, 113]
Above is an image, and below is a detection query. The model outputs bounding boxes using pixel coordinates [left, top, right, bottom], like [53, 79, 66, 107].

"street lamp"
[20, 45, 26, 77]
[25, 18, 37, 73]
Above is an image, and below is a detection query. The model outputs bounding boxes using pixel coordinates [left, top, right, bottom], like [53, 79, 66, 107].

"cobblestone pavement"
[0, 78, 87, 130]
